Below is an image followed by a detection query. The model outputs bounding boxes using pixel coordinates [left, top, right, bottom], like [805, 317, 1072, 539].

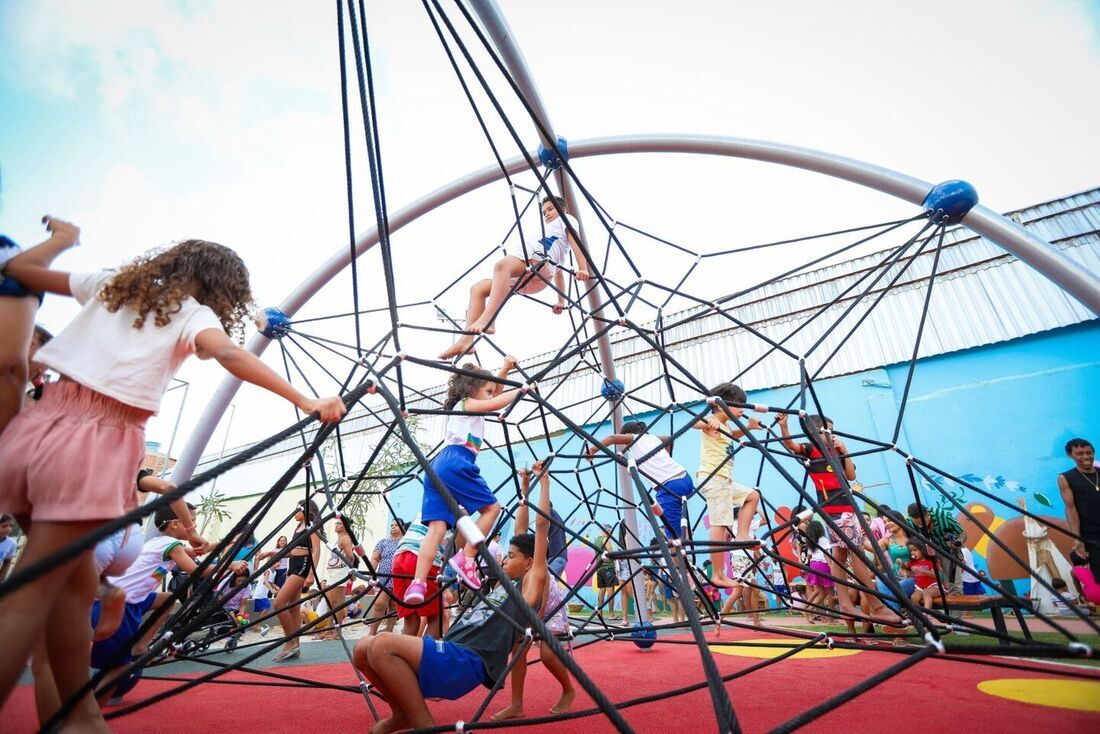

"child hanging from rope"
[353, 460, 552, 734]
[777, 413, 902, 629]
[692, 382, 762, 588]
[492, 462, 576, 721]
[0, 222, 346, 729]
[403, 363, 525, 604]
[586, 421, 693, 538]
[440, 196, 590, 360]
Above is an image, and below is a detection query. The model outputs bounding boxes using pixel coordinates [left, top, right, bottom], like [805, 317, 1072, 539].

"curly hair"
[444, 362, 492, 410]
[98, 240, 253, 341]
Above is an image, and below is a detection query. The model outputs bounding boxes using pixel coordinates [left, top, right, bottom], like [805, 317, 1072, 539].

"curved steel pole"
[466, 0, 652, 629]
[172, 133, 1100, 485]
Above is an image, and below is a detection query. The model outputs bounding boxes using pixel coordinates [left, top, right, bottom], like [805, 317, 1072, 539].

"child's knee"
[353, 636, 374, 669]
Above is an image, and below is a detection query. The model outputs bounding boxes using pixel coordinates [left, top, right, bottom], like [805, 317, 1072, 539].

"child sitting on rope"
[586, 421, 694, 538]
[352, 461, 553, 734]
[403, 363, 525, 604]
[440, 195, 590, 360]
[692, 382, 762, 588]
[492, 463, 575, 721]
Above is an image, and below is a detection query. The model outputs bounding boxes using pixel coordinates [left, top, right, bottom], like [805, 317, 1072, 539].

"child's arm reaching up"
[776, 413, 804, 455]
[194, 328, 346, 423]
[138, 473, 208, 551]
[2, 217, 81, 295]
[523, 460, 551, 607]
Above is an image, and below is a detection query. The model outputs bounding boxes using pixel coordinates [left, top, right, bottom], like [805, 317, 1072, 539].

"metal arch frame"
[171, 132, 1100, 482]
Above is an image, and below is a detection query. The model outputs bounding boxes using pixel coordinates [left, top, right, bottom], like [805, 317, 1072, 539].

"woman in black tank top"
[272, 499, 324, 661]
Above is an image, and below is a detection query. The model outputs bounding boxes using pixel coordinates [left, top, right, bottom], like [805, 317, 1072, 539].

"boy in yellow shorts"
[693, 382, 762, 588]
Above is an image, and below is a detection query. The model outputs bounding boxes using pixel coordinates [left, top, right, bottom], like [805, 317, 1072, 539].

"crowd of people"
[0, 206, 1097, 734]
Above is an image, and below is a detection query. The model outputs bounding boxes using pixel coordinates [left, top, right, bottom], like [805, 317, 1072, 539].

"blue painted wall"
[391, 320, 1099, 589]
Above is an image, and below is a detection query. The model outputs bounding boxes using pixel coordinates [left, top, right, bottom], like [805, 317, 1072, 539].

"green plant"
[332, 417, 428, 531]
[196, 489, 232, 534]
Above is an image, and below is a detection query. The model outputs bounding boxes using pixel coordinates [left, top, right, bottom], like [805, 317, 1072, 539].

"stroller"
[174, 573, 250, 655]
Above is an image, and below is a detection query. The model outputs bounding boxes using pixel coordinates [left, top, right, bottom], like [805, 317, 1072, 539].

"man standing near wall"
[1059, 437, 1100, 584]
[907, 502, 966, 594]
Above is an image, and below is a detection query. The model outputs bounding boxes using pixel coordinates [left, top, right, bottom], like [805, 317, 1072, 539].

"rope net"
[3, 1, 1096, 732]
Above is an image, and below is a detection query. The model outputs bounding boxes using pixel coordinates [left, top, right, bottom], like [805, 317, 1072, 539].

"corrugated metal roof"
[198, 187, 1100, 492]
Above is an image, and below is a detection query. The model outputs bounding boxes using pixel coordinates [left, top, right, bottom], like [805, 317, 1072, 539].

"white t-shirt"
[34, 270, 225, 412]
[107, 535, 182, 603]
[959, 547, 980, 584]
[251, 569, 272, 600]
[810, 538, 829, 564]
[628, 433, 685, 485]
[443, 401, 486, 454]
[536, 213, 578, 271]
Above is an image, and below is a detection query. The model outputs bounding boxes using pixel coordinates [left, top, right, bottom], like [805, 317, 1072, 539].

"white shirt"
[628, 433, 686, 485]
[443, 401, 486, 454]
[35, 270, 225, 412]
[810, 538, 829, 564]
[537, 213, 578, 271]
[107, 535, 182, 603]
[959, 547, 980, 583]
[251, 569, 272, 599]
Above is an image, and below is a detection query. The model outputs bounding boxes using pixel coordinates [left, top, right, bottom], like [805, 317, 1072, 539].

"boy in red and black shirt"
[779, 413, 902, 628]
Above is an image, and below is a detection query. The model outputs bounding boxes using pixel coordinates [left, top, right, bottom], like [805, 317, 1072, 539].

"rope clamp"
[1068, 641, 1093, 656]
[454, 721, 466, 733]
[524, 627, 534, 641]
[924, 632, 945, 654]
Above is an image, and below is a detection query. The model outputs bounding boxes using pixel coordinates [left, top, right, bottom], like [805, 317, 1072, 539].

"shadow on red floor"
[6, 629, 1099, 732]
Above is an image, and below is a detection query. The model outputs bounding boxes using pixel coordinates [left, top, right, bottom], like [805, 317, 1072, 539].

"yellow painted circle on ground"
[708, 637, 862, 660]
[977, 679, 1100, 712]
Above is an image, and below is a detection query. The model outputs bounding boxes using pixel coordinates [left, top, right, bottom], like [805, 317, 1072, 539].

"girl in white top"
[405, 364, 524, 605]
[440, 195, 591, 360]
[0, 222, 346, 728]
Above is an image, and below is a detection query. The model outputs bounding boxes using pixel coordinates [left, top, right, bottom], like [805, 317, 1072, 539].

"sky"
[2, 0, 1099, 467]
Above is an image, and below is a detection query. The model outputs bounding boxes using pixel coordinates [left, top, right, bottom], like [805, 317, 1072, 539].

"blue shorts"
[418, 636, 486, 700]
[656, 474, 695, 538]
[421, 445, 497, 527]
[253, 597, 272, 613]
[90, 592, 158, 670]
[0, 236, 42, 304]
[963, 580, 983, 595]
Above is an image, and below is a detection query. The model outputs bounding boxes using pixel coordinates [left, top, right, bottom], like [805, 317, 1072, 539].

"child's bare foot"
[95, 583, 127, 641]
[467, 316, 492, 334]
[709, 575, 740, 589]
[551, 688, 576, 713]
[491, 704, 525, 721]
[371, 716, 410, 734]
[439, 335, 475, 360]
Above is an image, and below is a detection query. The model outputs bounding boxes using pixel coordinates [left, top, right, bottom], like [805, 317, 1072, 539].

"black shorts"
[288, 555, 312, 579]
[596, 566, 618, 589]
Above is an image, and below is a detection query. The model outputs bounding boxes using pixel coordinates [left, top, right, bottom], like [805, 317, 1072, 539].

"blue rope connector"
[256, 306, 292, 340]
[600, 378, 625, 401]
[538, 136, 569, 170]
[922, 180, 978, 224]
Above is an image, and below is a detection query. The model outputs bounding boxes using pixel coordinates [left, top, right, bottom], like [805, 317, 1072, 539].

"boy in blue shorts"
[587, 421, 694, 538]
[353, 461, 552, 733]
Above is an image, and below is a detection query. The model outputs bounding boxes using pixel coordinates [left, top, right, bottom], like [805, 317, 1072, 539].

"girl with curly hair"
[0, 220, 346, 729]
[403, 362, 525, 605]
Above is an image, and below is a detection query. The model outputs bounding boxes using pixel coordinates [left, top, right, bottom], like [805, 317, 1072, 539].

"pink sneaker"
[449, 554, 482, 591]
[403, 580, 427, 605]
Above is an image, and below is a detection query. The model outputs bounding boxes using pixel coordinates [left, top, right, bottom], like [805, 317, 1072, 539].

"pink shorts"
[0, 381, 151, 522]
